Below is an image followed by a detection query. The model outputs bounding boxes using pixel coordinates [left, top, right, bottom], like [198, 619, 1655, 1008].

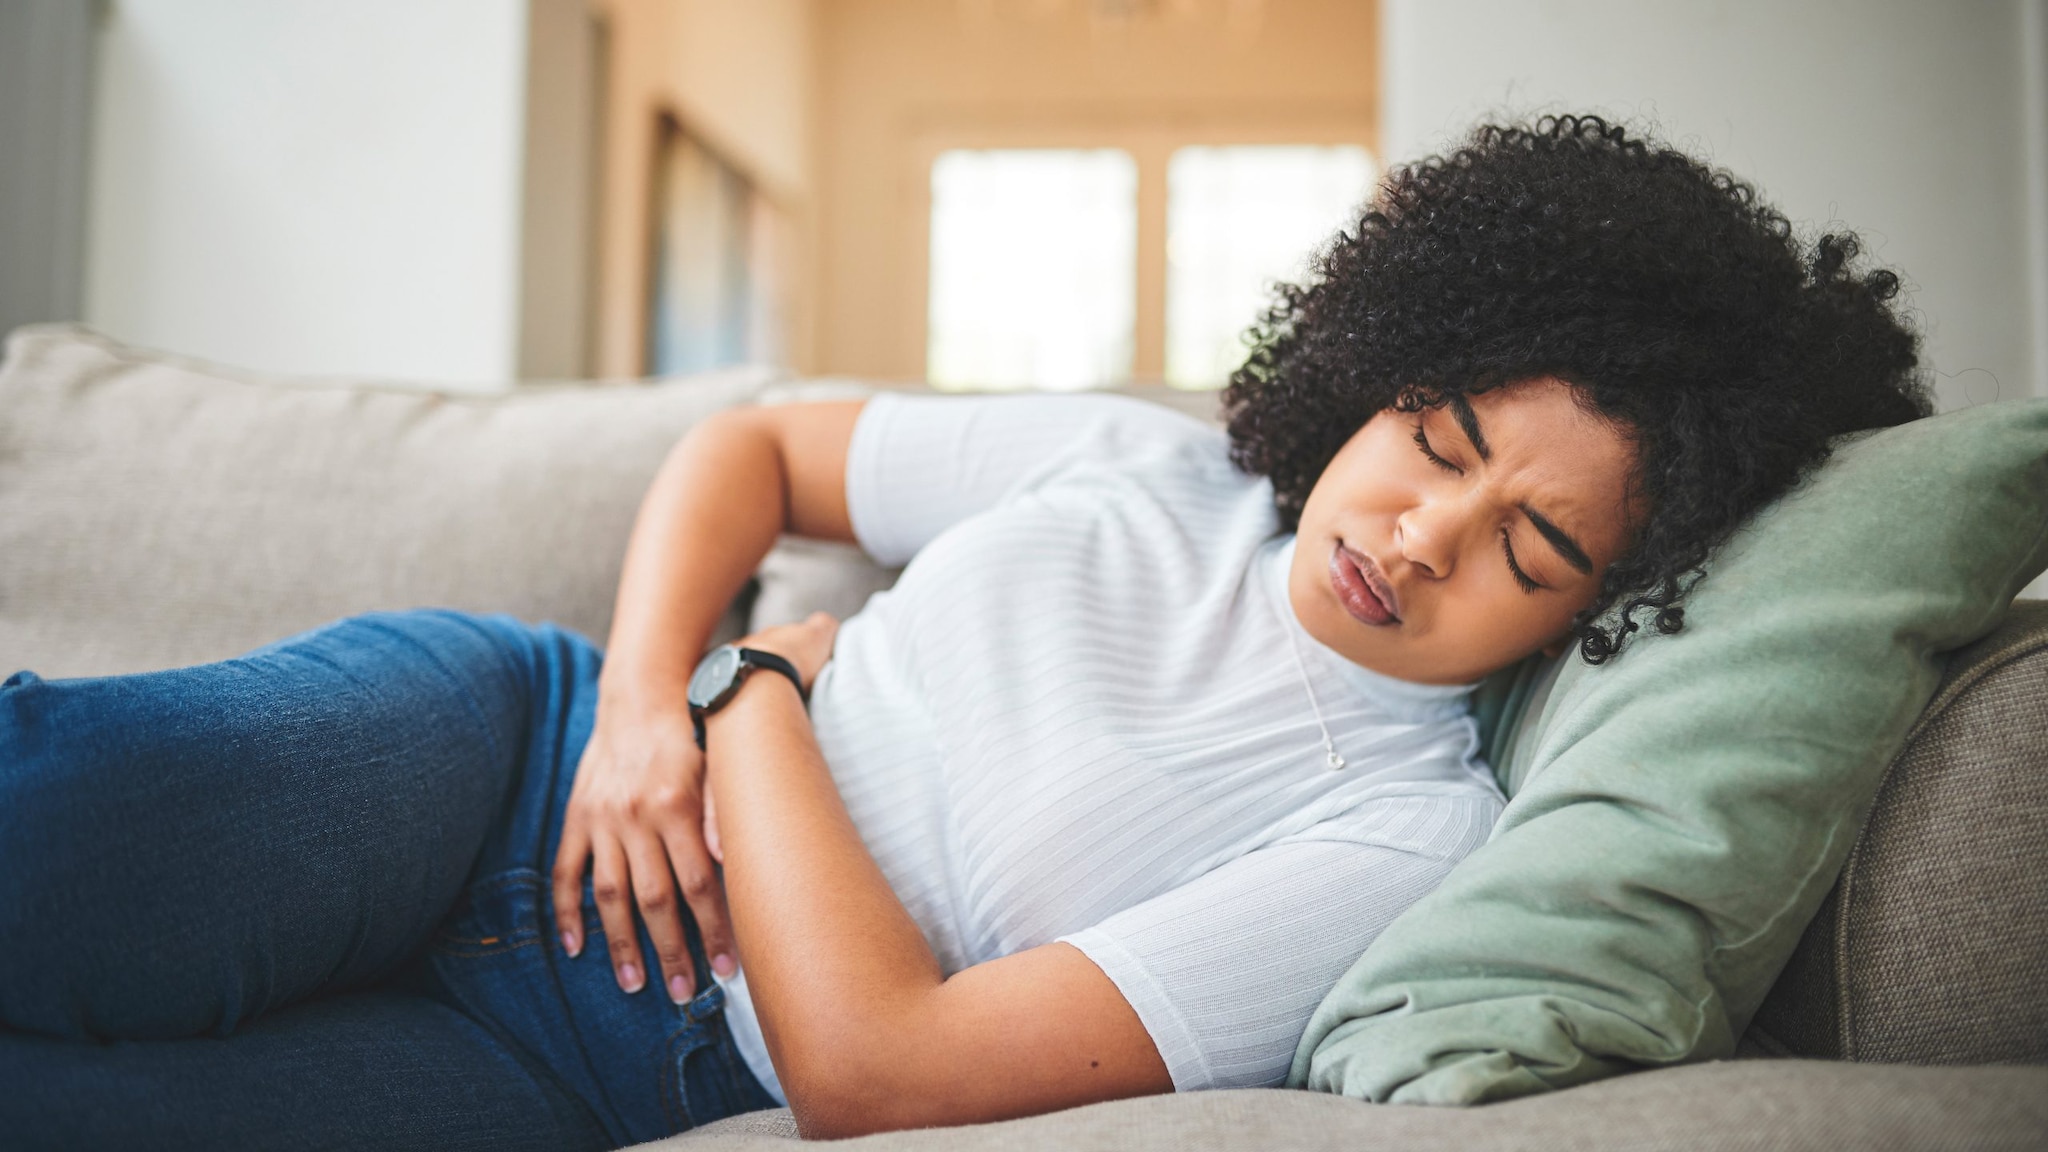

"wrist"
[702, 666, 806, 739]
[597, 641, 713, 708]
[595, 677, 695, 728]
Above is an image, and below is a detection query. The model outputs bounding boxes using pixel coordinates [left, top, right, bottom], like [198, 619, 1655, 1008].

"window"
[921, 141, 1374, 391]
[1165, 145, 1376, 388]
[926, 148, 1137, 391]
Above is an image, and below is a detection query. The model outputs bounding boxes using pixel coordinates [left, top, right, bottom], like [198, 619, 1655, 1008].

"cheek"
[1308, 430, 1417, 523]
[1440, 557, 1586, 643]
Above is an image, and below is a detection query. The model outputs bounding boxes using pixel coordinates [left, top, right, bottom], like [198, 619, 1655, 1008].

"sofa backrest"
[0, 326, 1214, 676]
[0, 325, 778, 677]
[11, 325, 2045, 1068]
[1749, 600, 2048, 1064]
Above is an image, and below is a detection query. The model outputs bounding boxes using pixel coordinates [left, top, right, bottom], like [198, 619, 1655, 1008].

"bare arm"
[708, 617, 1173, 1139]
[549, 399, 865, 1002]
[598, 401, 864, 707]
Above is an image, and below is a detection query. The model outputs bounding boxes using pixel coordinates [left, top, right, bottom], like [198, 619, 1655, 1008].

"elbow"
[789, 1101, 881, 1142]
[778, 1042, 929, 1139]
[784, 1074, 900, 1140]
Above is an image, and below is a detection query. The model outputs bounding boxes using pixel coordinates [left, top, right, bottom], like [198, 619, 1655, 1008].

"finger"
[625, 830, 697, 1004]
[590, 839, 646, 994]
[702, 788, 723, 865]
[550, 818, 592, 958]
[664, 827, 737, 983]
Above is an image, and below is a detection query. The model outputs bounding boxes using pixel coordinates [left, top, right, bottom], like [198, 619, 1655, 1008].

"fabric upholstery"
[650, 1062, 2048, 1150]
[9, 325, 2046, 1149]
[1751, 600, 2048, 1064]
[1293, 401, 2048, 1105]
[0, 325, 773, 677]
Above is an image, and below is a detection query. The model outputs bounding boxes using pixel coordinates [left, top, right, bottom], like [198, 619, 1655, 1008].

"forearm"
[702, 679, 948, 1133]
[600, 412, 790, 709]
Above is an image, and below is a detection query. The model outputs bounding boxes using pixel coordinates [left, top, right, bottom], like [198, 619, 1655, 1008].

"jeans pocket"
[429, 868, 765, 1142]
[434, 869, 549, 957]
[429, 869, 672, 1144]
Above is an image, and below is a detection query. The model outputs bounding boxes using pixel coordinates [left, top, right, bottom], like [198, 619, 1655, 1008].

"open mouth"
[1329, 541, 1401, 626]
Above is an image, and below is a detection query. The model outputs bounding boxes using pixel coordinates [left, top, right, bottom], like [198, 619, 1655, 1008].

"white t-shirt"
[717, 392, 1504, 1102]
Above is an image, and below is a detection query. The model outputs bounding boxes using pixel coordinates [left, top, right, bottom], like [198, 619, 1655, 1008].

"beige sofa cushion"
[0, 330, 1231, 677]
[650, 1061, 2048, 1151]
[1751, 600, 2048, 1063]
[0, 325, 772, 677]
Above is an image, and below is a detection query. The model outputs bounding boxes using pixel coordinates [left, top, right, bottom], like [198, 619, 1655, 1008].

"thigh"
[0, 990, 610, 1152]
[0, 611, 561, 1041]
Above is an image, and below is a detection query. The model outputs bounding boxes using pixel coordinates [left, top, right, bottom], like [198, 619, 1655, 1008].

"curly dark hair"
[1223, 114, 1929, 663]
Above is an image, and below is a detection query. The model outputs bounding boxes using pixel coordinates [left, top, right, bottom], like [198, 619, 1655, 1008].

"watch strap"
[733, 646, 808, 705]
[690, 645, 808, 751]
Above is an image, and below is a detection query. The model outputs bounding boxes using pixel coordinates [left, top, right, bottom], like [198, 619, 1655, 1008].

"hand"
[552, 695, 733, 1004]
[701, 611, 839, 863]
[736, 611, 839, 696]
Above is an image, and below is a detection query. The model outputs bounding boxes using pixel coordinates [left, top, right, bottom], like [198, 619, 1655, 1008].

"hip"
[413, 614, 775, 1145]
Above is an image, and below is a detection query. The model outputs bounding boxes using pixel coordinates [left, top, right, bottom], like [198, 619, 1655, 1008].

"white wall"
[84, 0, 531, 388]
[1383, 0, 2047, 412]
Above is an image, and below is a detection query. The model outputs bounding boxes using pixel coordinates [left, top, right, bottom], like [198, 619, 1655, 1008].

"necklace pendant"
[1325, 748, 1347, 771]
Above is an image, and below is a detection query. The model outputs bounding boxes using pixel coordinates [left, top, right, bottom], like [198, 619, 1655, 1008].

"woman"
[0, 117, 1925, 1149]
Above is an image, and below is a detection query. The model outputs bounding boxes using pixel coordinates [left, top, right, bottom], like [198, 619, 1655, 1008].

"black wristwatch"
[686, 644, 808, 751]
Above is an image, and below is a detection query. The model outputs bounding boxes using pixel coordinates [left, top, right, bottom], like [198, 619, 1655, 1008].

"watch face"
[688, 645, 743, 709]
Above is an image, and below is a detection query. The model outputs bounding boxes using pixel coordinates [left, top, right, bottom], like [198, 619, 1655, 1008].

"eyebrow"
[1447, 395, 1492, 462]
[1449, 394, 1596, 575]
[1521, 504, 1595, 575]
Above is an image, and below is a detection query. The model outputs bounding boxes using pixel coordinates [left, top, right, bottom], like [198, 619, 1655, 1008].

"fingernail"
[618, 962, 643, 993]
[561, 931, 580, 958]
[712, 953, 736, 978]
[668, 974, 690, 1004]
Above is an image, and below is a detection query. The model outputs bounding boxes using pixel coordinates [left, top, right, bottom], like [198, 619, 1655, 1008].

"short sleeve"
[1056, 792, 1500, 1092]
[844, 391, 1216, 566]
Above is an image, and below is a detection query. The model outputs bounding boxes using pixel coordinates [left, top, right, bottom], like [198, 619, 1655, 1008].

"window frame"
[904, 111, 1376, 390]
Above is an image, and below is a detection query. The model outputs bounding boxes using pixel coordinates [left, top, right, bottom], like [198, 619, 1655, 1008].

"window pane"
[928, 149, 1136, 391]
[1166, 145, 1376, 389]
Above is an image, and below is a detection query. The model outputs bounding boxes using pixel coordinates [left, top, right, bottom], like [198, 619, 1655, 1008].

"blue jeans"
[0, 611, 777, 1150]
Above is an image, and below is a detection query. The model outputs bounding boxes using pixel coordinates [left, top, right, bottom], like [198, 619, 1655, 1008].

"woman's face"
[1289, 377, 1639, 685]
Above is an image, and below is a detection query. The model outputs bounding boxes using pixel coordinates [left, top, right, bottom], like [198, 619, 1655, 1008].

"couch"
[4, 326, 2043, 1150]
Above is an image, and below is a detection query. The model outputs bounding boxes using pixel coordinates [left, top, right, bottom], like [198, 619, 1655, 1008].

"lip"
[1329, 541, 1402, 627]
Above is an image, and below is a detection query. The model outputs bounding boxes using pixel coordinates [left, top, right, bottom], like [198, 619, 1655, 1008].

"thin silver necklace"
[1281, 621, 1347, 771]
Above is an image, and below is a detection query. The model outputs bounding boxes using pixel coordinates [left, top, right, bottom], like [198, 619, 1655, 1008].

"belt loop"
[684, 978, 726, 1023]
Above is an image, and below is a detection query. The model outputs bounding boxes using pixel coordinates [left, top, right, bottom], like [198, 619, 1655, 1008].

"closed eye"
[1412, 425, 1461, 474]
[1501, 529, 1542, 593]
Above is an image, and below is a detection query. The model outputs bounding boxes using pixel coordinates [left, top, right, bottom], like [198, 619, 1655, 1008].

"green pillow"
[1291, 399, 2048, 1104]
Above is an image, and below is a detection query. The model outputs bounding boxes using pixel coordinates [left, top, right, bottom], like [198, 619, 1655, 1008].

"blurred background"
[2, 0, 2043, 410]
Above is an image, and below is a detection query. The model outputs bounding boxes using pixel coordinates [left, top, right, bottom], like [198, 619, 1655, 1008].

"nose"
[1394, 495, 1469, 579]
